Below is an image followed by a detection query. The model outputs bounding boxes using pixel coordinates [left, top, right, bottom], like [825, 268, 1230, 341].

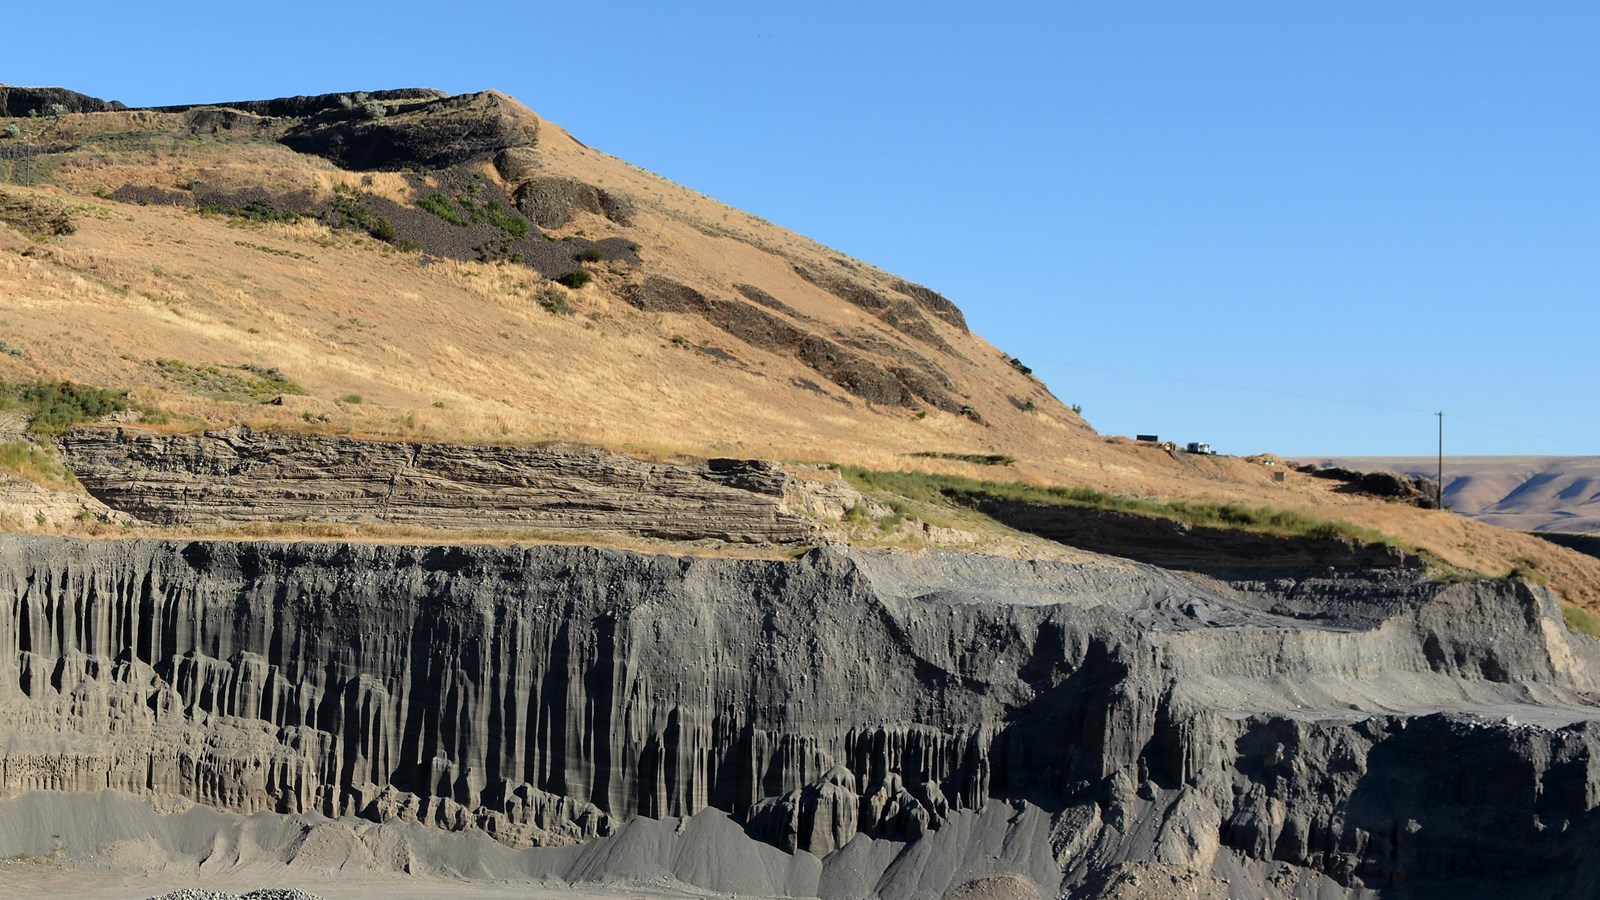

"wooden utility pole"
[1436, 411, 1444, 510]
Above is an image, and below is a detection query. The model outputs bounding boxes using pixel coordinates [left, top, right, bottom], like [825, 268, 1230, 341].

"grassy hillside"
[2, 87, 1599, 608]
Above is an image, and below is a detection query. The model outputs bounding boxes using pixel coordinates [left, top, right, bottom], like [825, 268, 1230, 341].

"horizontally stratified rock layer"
[2, 537, 1600, 897]
[59, 428, 815, 543]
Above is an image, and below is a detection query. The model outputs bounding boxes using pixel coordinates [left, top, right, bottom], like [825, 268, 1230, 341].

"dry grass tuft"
[0, 440, 77, 489]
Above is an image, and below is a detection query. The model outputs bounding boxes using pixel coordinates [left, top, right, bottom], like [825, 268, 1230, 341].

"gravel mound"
[147, 883, 324, 890]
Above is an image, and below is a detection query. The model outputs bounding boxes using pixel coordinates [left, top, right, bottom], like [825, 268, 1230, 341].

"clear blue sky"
[9, 2, 1597, 456]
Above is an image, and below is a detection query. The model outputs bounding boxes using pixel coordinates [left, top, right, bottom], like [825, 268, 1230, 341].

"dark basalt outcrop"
[1297, 464, 1440, 509]
[0, 86, 125, 117]
[1, 536, 1598, 897]
[279, 91, 536, 171]
[514, 176, 636, 228]
[892, 278, 969, 332]
[623, 275, 969, 416]
[793, 264, 957, 355]
[152, 88, 447, 119]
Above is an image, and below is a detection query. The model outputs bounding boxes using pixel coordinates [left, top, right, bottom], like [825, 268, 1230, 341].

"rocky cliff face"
[0, 86, 125, 117]
[59, 427, 818, 543]
[1, 536, 1598, 897]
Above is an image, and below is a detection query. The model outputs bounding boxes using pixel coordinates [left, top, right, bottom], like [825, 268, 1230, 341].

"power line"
[1043, 360, 1600, 455]
[1037, 358, 1436, 415]
[1445, 414, 1600, 455]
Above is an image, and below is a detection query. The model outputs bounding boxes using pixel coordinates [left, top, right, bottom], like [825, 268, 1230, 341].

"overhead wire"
[1034, 358, 1600, 455]
[1035, 359, 1437, 415]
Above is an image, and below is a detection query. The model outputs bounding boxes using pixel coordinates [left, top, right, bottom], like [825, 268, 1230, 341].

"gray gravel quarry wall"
[1, 537, 1599, 898]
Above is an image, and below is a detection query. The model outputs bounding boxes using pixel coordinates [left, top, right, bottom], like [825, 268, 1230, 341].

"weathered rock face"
[152, 88, 447, 119]
[622, 275, 967, 415]
[279, 91, 536, 171]
[0, 86, 124, 117]
[0, 471, 129, 530]
[58, 427, 816, 543]
[2, 536, 1599, 897]
[1295, 464, 1440, 509]
[513, 176, 634, 228]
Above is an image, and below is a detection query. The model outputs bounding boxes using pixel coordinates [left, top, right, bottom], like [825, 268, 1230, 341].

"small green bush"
[909, 452, 1015, 466]
[327, 194, 413, 250]
[418, 192, 528, 240]
[483, 200, 528, 239]
[555, 269, 593, 289]
[418, 192, 470, 226]
[338, 394, 363, 405]
[1563, 603, 1600, 638]
[576, 245, 606, 263]
[230, 200, 301, 224]
[535, 287, 571, 315]
[844, 503, 872, 527]
[149, 359, 302, 402]
[1504, 557, 1547, 585]
[369, 217, 398, 243]
[0, 380, 128, 435]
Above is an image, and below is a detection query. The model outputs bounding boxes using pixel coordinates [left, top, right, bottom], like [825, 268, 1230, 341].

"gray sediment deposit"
[1, 535, 1599, 897]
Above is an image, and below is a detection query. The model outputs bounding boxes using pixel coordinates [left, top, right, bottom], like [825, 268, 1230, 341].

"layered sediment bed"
[1, 536, 1600, 897]
[59, 427, 817, 543]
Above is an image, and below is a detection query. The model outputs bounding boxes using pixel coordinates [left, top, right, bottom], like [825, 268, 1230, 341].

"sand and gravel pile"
[147, 891, 326, 900]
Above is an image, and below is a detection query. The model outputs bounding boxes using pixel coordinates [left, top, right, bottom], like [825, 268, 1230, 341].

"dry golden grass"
[2, 98, 1598, 608]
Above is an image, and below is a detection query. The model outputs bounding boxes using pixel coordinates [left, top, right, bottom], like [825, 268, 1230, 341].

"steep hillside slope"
[1, 86, 1599, 606]
[5, 85, 1600, 900]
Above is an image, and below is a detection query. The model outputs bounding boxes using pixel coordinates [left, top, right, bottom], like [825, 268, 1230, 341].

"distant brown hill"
[1312, 456, 1600, 534]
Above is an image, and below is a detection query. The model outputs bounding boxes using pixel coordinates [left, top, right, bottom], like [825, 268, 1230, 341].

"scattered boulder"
[493, 146, 541, 183]
[597, 188, 635, 225]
